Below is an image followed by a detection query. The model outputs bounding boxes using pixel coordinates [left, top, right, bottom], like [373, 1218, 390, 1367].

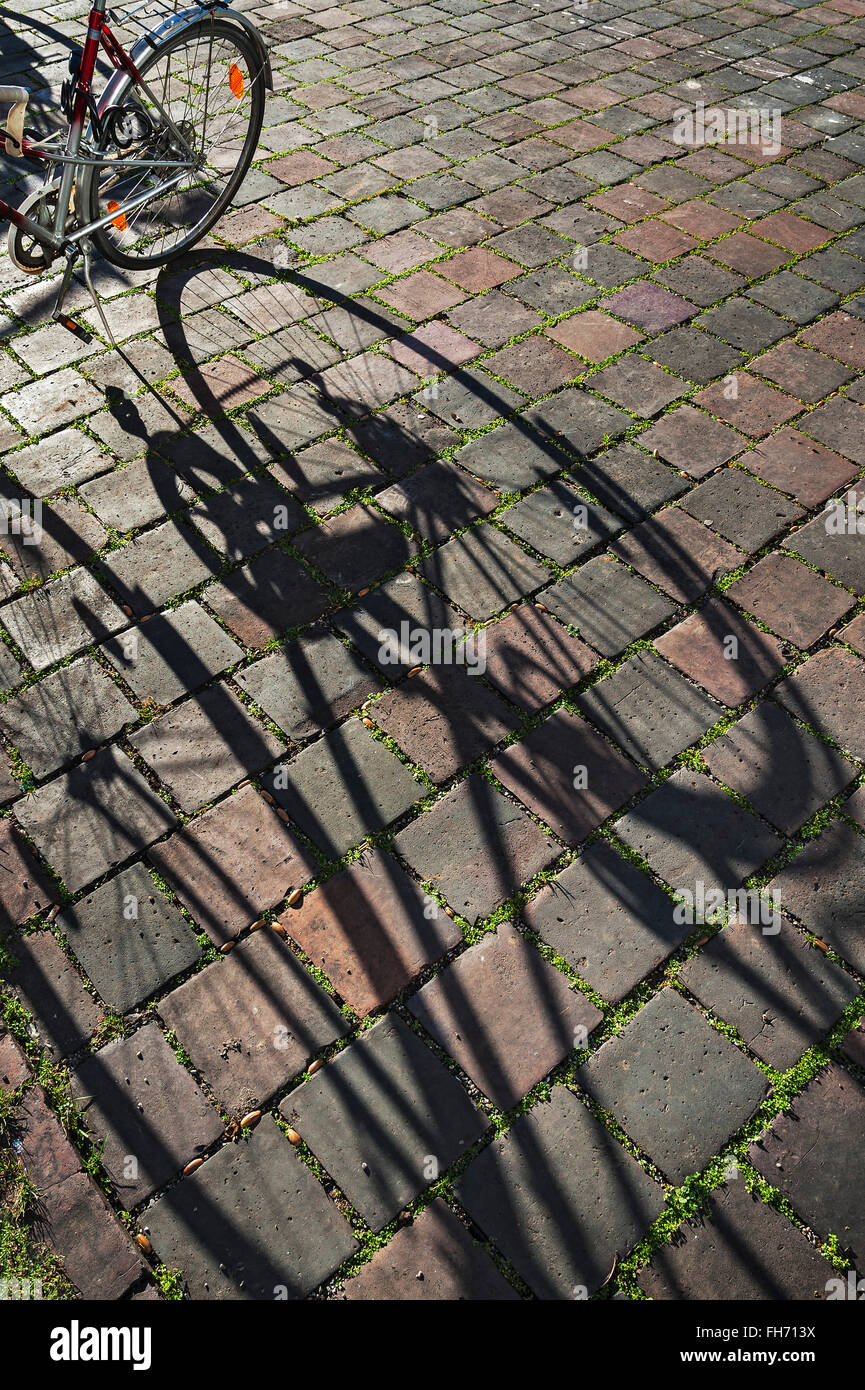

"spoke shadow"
[0, 238, 861, 1301]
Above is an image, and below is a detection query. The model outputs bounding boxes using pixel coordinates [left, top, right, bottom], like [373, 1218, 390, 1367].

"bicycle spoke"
[89, 24, 259, 264]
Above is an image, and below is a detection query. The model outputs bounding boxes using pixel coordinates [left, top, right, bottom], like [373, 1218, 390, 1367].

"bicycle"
[0, 0, 271, 342]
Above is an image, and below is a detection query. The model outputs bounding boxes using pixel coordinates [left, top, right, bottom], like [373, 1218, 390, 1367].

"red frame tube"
[5, 8, 144, 188]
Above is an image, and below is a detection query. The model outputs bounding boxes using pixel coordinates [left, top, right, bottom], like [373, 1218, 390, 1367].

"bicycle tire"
[83, 16, 265, 269]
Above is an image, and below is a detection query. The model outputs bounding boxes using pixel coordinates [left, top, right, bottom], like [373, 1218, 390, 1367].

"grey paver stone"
[103, 602, 245, 705]
[130, 685, 283, 814]
[580, 989, 767, 1184]
[523, 841, 690, 1004]
[680, 918, 857, 1072]
[71, 1023, 223, 1207]
[456, 1085, 664, 1298]
[146, 1115, 357, 1298]
[749, 1064, 865, 1263]
[281, 1013, 489, 1231]
[638, 1182, 837, 1300]
[576, 650, 723, 770]
[59, 864, 200, 1014]
[543, 555, 678, 657]
[393, 774, 558, 924]
[262, 718, 425, 859]
[15, 746, 176, 894]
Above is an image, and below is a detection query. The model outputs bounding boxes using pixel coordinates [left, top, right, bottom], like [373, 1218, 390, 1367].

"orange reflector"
[228, 63, 244, 98]
[107, 200, 127, 230]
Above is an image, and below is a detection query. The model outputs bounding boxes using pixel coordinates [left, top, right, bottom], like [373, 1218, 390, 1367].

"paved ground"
[0, 0, 865, 1303]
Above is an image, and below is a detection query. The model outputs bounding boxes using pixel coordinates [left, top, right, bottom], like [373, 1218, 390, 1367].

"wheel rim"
[91, 27, 257, 263]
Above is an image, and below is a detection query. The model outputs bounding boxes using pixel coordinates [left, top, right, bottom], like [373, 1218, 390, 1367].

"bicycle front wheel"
[83, 17, 265, 269]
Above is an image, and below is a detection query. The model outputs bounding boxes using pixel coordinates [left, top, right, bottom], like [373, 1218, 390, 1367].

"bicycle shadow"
[0, 241, 862, 1299]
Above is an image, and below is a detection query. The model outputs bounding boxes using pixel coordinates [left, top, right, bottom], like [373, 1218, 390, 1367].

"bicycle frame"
[0, 0, 199, 259]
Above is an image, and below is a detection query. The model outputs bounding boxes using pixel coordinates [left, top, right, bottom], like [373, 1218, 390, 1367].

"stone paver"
[262, 718, 425, 859]
[581, 990, 767, 1184]
[393, 775, 557, 924]
[768, 820, 865, 975]
[576, 650, 722, 771]
[332, 574, 459, 677]
[611, 507, 744, 604]
[0, 658, 136, 779]
[638, 1182, 837, 1301]
[146, 1115, 357, 1299]
[0, 818, 54, 934]
[11, 930, 104, 1057]
[130, 685, 284, 813]
[148, 784, 317, 947]
[71, 1023, 224, 1207]
[523, 841, 689, 1005]
[14, 746, 175, 894]
[4, 0, 865, 1303]
[727, 553, 856, 648]
[543, 556, 678, 657]
[773, 645, 865, 760]
[655, 599, 787, 707]
[372, 665, 515, 783]
[681, 916, 857, 1073]
[280, 851, 460, 1017]
[457, 1085, 664, 1299]
[409, 921, 602, 1111]
[0, 1027, 29, 1091]
[59, 864, 201, 1014]
[750, 1064, 865, 1264]
[616, 769, 782, 896]
[421, 524, 550, 622]
[281, 1014, 489, 1231]
[490, 709, 647, 845]
[639, 406, 744, 478]
[16, 1087, 142, 1299]
[703, 702, 857, 836]
[102, 602, 245, 706]
[481, 605, 598, 711]
[342, 1199, 518, 1301]
[159, 930, 348, 1116]
[0, 569, 127, 671]
[678, 468, 803, 553]
[237, 630, 381, 742]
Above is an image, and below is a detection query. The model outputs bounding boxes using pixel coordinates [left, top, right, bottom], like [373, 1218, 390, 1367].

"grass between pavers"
[1, 0, 865, 1299]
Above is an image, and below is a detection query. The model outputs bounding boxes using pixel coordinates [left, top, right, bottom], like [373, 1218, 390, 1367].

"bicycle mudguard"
[95, 4, 272, 121]
[0, 86, 29, 157]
